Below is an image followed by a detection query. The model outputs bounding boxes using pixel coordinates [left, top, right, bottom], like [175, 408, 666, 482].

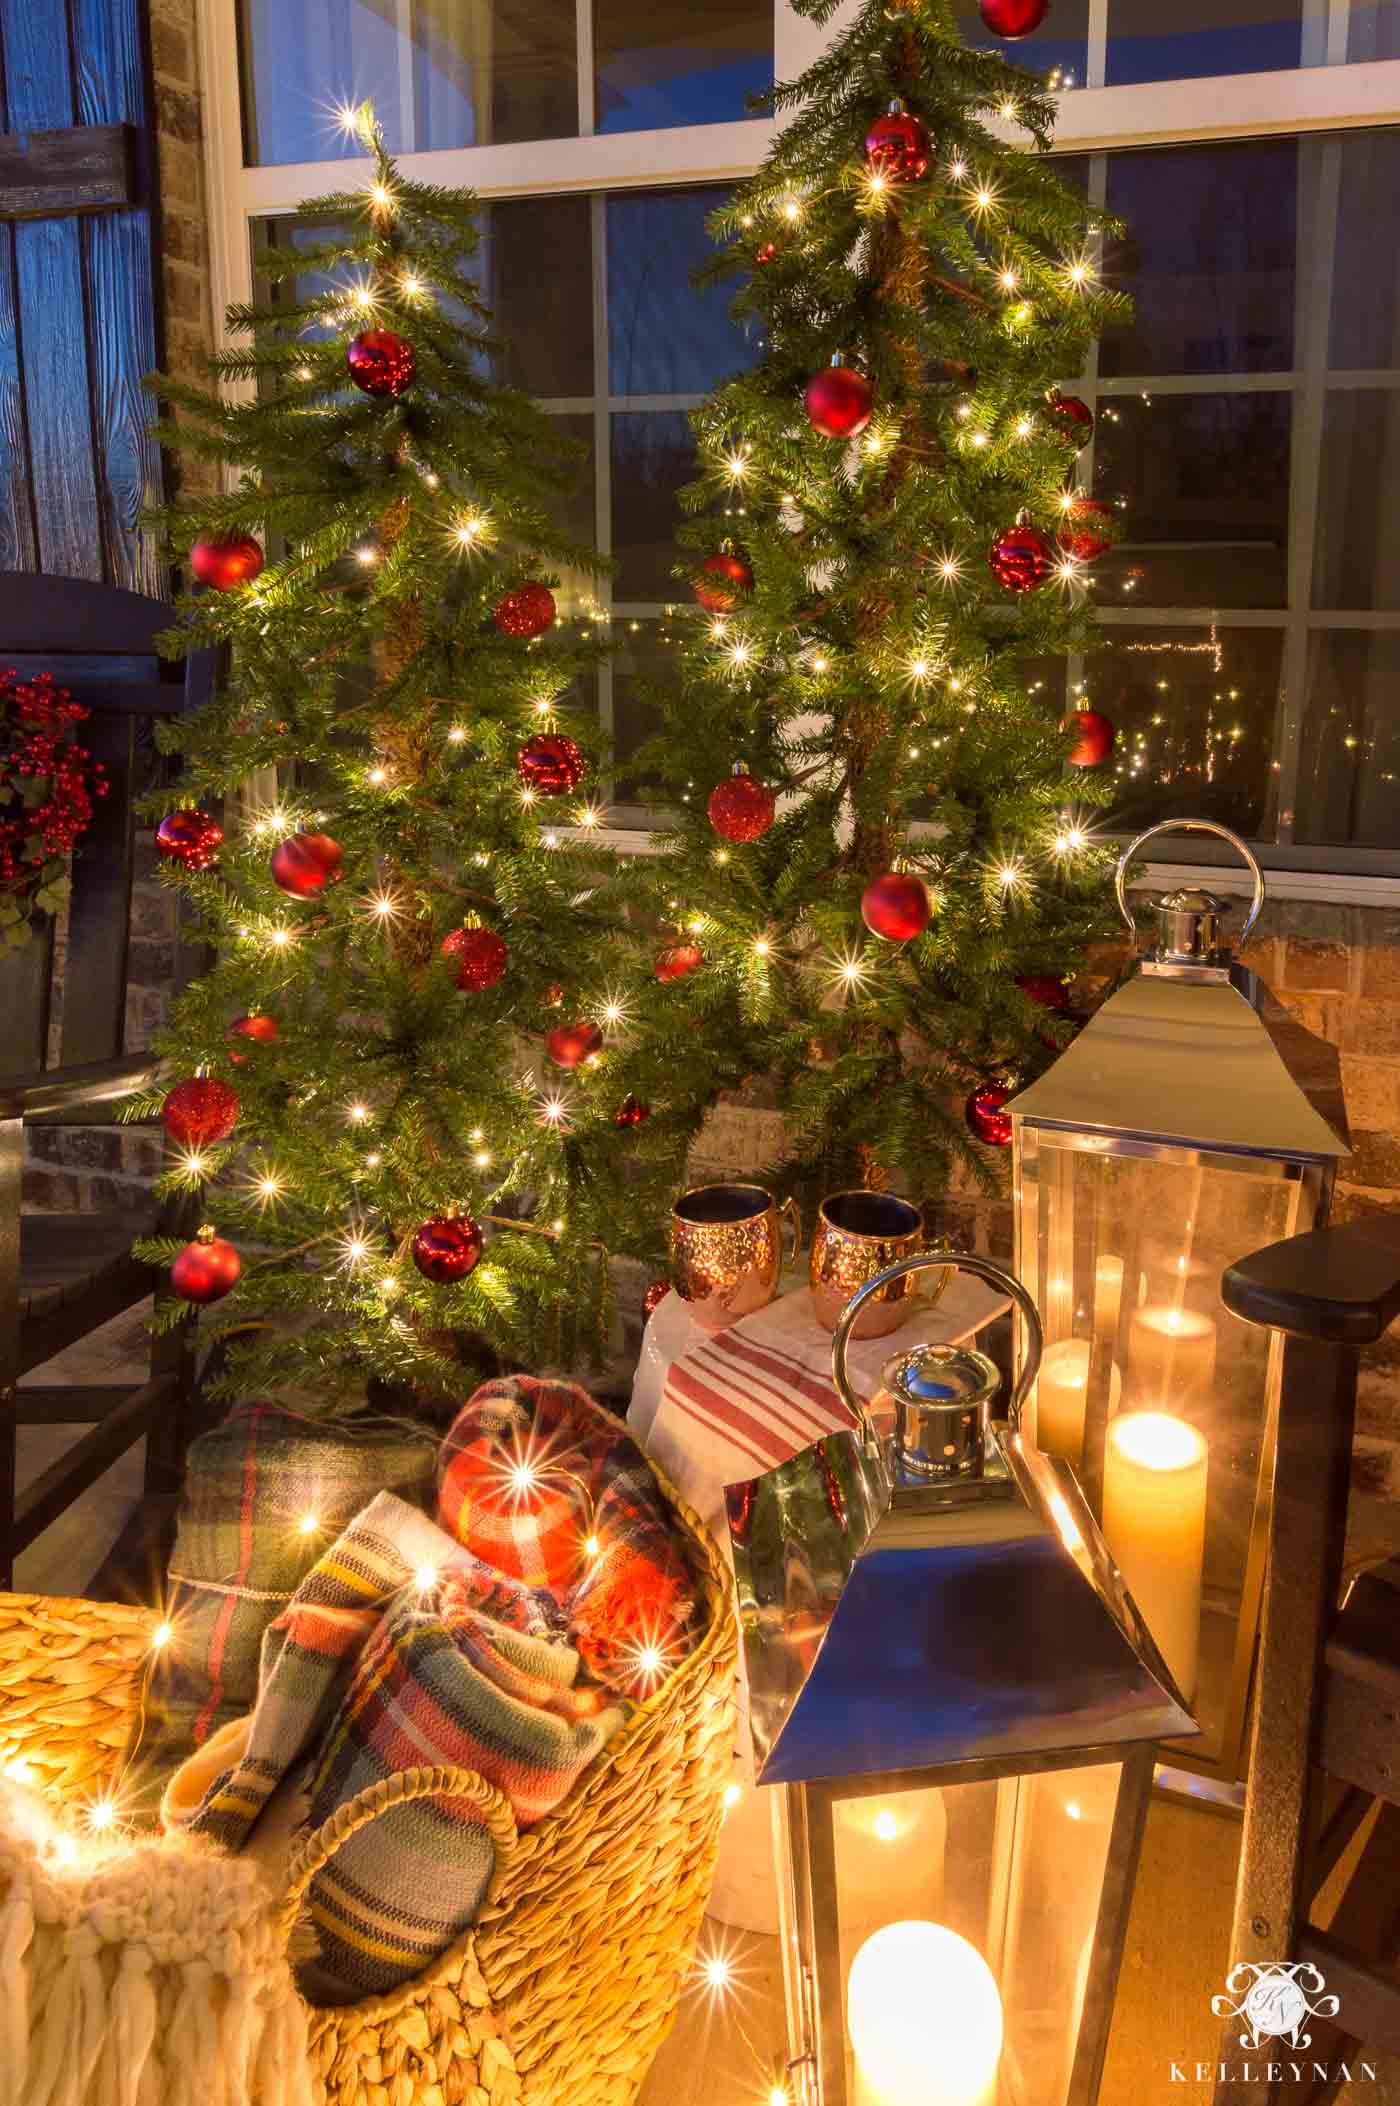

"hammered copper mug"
[670, 1183, 801, 1332]
[810, 1189, 931, 1338]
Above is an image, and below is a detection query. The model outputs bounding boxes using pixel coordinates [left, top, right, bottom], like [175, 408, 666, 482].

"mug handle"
[779, 1196, 802, 1267]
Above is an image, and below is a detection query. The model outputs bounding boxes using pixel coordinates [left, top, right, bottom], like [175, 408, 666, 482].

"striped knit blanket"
[165, 1492, 626, 2006]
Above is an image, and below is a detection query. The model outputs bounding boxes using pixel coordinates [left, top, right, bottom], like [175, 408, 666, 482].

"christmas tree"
[136, 108, 665, 1411]
[614, 0, 1132, 1216]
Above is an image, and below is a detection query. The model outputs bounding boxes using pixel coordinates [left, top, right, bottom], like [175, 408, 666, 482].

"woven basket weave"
[0, 1470, 737, 2106]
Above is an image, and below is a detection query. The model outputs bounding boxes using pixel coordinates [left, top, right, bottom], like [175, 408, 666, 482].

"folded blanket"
[0, 1776, 311, 2106]
[438, 1376, 698, 1690]
[128, 1406, 436, 1805]
[165, 1492, 625, 2007]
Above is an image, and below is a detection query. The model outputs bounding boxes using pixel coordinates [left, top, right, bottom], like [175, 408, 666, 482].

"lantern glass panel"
[1016, 1129, 1324, 1773]
[797, 1760, 1124, 2106]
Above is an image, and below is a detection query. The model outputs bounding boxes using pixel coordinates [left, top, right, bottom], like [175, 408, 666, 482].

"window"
[202, 0, 1400, 876]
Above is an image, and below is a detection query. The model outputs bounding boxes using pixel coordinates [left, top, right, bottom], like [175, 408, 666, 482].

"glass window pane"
[1328, 134, 1400, 368]
[611, 410, 698, 600]
[1293, 631, 1400, 847]
[611, 617, 673, 782]
[594, 0, 772, 133]
[237, 0, 577, 166]
[543, 412, 597, 553]
[1092, 392, 1290, 608]
[1106, 0, 1302, 85]
[1100, 143, 1297, 376]
[1348, 0, 1400, 58]
[1086, 624, 1283, 838]
[486, 197, 594, 398]
[1312, 391, 1400, 611]
[607, 189, 754, 396]
[949, 0, 1089, 86]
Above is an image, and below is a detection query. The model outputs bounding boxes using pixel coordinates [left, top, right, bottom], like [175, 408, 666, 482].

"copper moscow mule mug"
[669, 1182, 802, 1332]
[809, 1189, 933, 1338]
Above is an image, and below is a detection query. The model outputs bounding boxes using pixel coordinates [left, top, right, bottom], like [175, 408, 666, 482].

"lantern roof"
[1007, 965, 1349, 1163]
[726, 1425, 1195, 1787]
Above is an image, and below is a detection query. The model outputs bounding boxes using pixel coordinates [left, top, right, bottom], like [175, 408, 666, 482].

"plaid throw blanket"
[165, 1492, 625, 2008]
[438, 1376, 698, 1689]
[128, 1407, 437, 1803]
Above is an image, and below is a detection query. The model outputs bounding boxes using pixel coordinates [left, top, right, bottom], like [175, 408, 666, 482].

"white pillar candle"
[849, 1921, 1003, 2106]
[1127, 1303, 1216, 1404]
[1102, 1411, 1208, 1702]
[1093, 1255, 1124, 1340]
[1028, 1340, 1122, 1467]
[834, 1789, 947, 1959]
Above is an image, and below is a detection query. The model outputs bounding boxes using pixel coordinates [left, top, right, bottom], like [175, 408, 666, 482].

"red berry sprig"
[0, 669, 108, 910]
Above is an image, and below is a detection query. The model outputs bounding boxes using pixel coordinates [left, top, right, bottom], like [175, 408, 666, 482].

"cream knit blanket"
[0, 1778, 312, 2106]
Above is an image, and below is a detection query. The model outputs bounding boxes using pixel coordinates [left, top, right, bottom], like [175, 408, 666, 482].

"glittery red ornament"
[755, 240, 780, 267]
[271, 830, 343, 898]
[990, 520, 1055, 593]
[162, 1076, 240, 1149]
[1016, 974, 1071, 1012]
[861, 870, 932, 942]
[1058, 498, 1115, 562]
[411, 1214, 484, 1283]
[805, 362, 874, 439]
[170, 1227, 242, 1304]
[1065, 709, 1115, 767]
[614, 1094, 651, 1127]
[189, 536, 264, 592]
[978, 0, 1049, 32]
[865, 104, 932, 184]
[494, 582, 557, 639]
[694, 553, 754, 613]
[643, 1279, 670, 1318]
[441, 924, 509, 991]
[1042, 390, 1094, 449]
[156, 808, 223, 871]
[544, 983, 565, 1007]
[546, 1020, 603, 1068]
[228, 1013, 279, 1065]
[655, 943, 704, 984]
[708, 768, 776, 843]
[965, 1080, 1014, 1145]
[346, 327, 416, 399]
[517, 734, 586, 798]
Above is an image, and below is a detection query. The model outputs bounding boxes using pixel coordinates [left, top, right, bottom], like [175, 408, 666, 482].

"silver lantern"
[726, 1251, 1194, 2106]
[1007, 819, 1348, 1788]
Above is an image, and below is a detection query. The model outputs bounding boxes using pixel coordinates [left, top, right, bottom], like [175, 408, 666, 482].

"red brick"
[1280, 939, 1352, 994]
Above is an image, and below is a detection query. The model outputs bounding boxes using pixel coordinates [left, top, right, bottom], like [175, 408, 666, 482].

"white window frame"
[195, 0, 1400, 902]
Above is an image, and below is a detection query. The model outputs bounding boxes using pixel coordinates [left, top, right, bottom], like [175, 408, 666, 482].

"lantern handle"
[830, 1251, 1043, 1444]
[1115, 819, 1265, 950]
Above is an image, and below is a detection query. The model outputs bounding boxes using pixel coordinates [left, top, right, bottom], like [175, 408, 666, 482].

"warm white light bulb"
[298, 1512, 319, 1536]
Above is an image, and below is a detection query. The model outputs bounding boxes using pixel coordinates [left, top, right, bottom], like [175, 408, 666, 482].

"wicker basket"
[0, 1474, 737, 2106]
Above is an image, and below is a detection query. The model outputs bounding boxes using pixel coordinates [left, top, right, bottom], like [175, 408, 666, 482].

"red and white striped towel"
[628, 1275, 1009, 1537]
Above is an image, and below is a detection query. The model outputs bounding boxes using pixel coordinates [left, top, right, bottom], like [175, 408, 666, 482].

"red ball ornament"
[228, 1013, 279, 1064]
[805, 361, 874, 440]
[1058, 498, 1115, 562]
[755, 240, 780, 267]
[643, 1279, 670, 1319]
[189, 536, 264, 592]
[270, 830, 343, 898]
[1042, 390, 1094, 450]
[156, 808, 223, 871]
[979, 0, 1049, 33]
[441, 924, 509, 991]
[494, 582, 557, 639]
[990, 520, 1056, 594]
[708, 767, 776, 844]
[694, 553, 754, 614]
[411, 1214, 484, 1284]
[965, 1081, 1014, 1146]
[865, 104, 932, 185]
[517, 734, 586, 798]
[655, 943, 704, 984]
[1065, 709, 1115, 768]
[162, 1076, 240, 1150]
[614, 1094, 651, 1128]
[171, 1227, 242, 1305]
[346, 327, 417, 399]
[861, 870, 932, 943]
[1016, 974, 1071, 1013]
[546, 1019, 603, 1068]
